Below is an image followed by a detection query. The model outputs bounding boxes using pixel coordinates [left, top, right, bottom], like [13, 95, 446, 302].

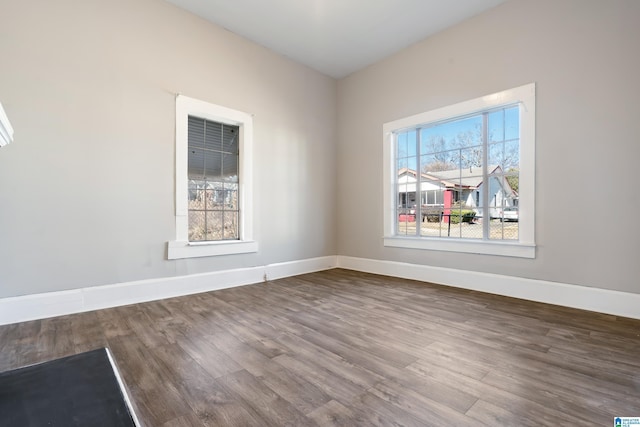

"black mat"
[0, 348, 137, 427]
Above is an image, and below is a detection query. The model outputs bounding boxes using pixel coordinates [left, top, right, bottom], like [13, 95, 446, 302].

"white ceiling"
[165, 0, 508, 78]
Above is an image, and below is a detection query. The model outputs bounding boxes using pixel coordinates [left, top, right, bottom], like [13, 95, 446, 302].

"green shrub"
[449, 210, 476, 224]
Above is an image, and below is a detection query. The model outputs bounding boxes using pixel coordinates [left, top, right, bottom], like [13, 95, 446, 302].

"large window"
[168, 95, 257, 259]
[383, 84, 535, 258]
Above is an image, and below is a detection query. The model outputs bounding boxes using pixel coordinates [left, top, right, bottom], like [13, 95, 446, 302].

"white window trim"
[168, 95, 257, 260]
[382, 83, 536, 258]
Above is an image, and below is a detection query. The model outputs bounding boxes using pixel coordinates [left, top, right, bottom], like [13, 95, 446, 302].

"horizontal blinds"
[187, 116, 239, 180]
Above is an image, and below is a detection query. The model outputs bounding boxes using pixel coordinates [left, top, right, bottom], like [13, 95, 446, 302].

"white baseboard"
[0, 256, 336, 326]
[337, 256, 640, 320]
[266, 255, 338, 281]
[2, 255, 638, 325]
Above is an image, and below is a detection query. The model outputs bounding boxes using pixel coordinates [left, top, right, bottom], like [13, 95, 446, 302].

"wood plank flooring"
[1, 269, 639, 426]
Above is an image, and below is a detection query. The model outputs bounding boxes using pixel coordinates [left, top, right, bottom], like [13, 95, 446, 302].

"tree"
[452, 125, 483, 170]
[421, 135, 455, 172]
[422, 161, 455, 173]
[505, 168, 519, 193]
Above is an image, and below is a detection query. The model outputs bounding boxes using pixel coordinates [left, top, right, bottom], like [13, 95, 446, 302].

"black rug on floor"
[0, 348, 137, 427]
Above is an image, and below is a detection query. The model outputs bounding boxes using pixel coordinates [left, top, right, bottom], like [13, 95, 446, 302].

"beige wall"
[337, 0, 640, 294]
[1, 0, 639, 301]
[0, 0, 337, 298]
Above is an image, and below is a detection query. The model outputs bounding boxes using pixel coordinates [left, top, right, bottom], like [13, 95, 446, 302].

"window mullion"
[220, 124, 225, 240]
[393, 133, 399, 236]
[482, 112, 489, 240]
[415, 129, 421, 236]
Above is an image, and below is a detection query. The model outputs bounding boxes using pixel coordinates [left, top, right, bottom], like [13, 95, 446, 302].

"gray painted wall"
[0, 0, 337, 298]
[1, 0, 639, 301]
[337, 0, 640, 294]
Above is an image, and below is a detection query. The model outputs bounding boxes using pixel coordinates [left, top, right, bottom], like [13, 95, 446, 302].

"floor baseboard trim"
[266, 255, 338, 281]
[337, 256, 640, 320]
[3, 255, 638, 325]
[0, 256, 337, 326]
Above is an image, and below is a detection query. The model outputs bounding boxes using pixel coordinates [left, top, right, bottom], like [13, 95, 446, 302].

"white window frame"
[383, 83, 536, 258]
[168, 95, 257, 259]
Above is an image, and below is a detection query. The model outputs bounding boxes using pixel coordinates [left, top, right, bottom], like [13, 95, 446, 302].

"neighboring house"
[397, 166, 517, 218]
[397, 168, 449, 208]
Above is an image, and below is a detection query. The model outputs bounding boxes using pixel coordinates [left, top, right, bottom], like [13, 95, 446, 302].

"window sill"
[383, 236, 535, 258]
[167, 240, 258, 260]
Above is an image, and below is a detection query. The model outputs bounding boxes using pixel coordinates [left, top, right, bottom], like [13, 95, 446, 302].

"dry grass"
[397, 219, 518, 240]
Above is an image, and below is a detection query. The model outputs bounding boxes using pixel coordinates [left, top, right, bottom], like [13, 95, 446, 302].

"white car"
[501, 207, 519, 222]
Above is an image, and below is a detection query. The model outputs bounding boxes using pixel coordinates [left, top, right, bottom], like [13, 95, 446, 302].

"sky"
[397, 105, 520, 172]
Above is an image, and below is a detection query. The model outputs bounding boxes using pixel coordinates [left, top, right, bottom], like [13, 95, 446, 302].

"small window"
[187, 117, 239, 242]
[383, 84, 535, 258]
[168, 95, 257, 259]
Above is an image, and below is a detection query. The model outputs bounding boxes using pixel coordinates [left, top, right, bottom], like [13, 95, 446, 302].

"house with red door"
[397, 166, 517, 221]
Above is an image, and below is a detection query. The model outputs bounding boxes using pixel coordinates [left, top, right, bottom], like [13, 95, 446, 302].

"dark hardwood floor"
[1, 269, 639, 426]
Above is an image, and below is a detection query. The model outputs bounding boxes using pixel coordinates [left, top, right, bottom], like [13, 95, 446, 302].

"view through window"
[395, 105, 520, 241]
[187, 116, 240, 242]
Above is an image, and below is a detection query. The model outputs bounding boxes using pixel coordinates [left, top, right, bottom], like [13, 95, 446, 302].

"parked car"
[500, 207, 519, 222]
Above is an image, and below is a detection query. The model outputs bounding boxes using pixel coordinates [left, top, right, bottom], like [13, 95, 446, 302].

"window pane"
[206, 211, 223, 241]
[222, 153, 238, 177]
[488, 109, 505, 142]
[204, 121, 222, 151]
[223, 126, 239, 154]
[397, 213, 415, 236]
[225, 174, 239, 184]
[397, 157, 409, 171]
[420, 213, 444, 237]
[223, 212, 239, 240]
[503, 140, 519, 170]
[489, 106, 519, 143]
[188, 116, 205, 150]
[406, 130, 417, 157]
[397, 182, 409, 207]
[420, 179, 444, 203]
[504, 106, 520, 141]
[489, 189, 519, 242]
[488, 140, 519, 172]
[203, 187, 215, 210]
[453, 116, 482, 149]
[420, 133, 447, 156]
[187, 147, 205, 178]
[188, 180, 205, 210]
[421, 153, 454, 173]
[457, 146, 483, 172]
[188, 211, 206, 242]
[504, 171, 519, 196]
[225, 183, 238, 210]
[397, 132, 408, 158]
[488, 142, 503, 171]
[421, 115, 482, 152]
[396, 130, 417, 157]
[204, 151, 223, 179]
[188, 148, 223, 179]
